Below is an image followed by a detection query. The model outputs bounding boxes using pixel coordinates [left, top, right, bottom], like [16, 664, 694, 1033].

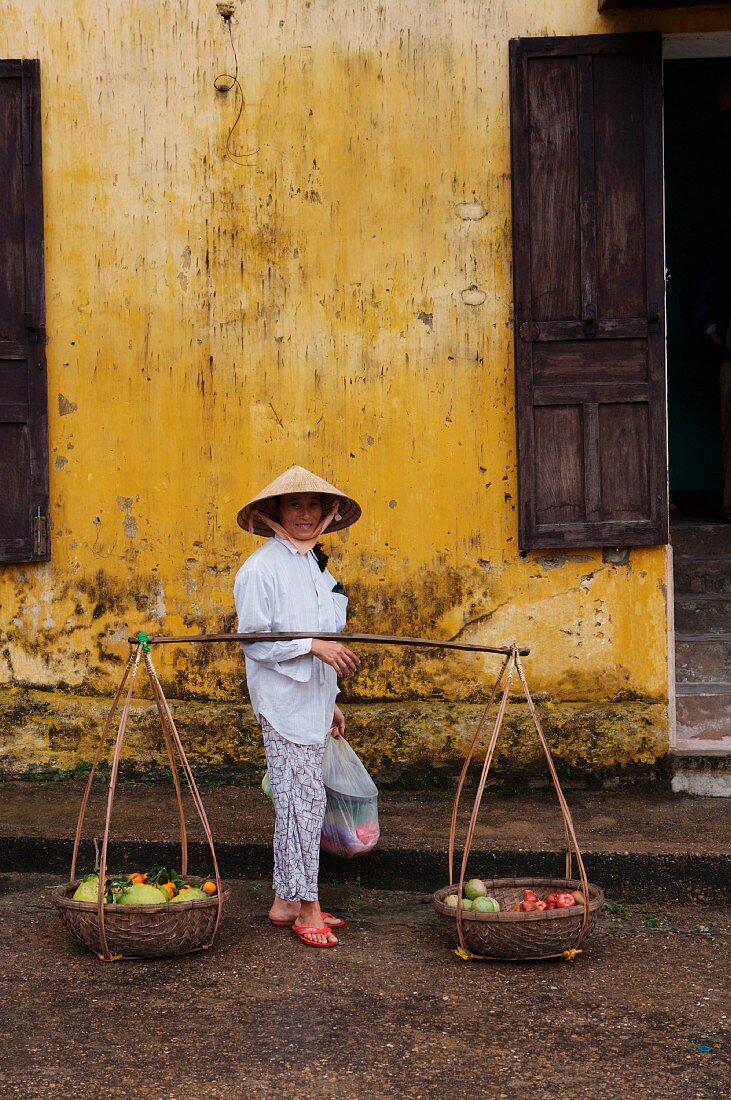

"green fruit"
[118, 883, 169, 905]
[464, 878, 488, 901]
[472, 895, 500, 913]
[72, 875, 101, 902]
[460, 898, 474, 911]
[443, 893, 459, 909]
[169, 886, 208, 902]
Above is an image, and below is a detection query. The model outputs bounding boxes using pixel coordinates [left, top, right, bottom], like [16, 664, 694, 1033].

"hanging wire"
[214, 15, 257, 166]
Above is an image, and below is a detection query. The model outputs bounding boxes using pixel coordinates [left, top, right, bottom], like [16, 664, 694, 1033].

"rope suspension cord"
[128, 631, 529, 657]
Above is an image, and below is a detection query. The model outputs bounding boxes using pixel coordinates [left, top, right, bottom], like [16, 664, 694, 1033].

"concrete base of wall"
[0, 685, 669, 788]
[670, 751, 731, 797]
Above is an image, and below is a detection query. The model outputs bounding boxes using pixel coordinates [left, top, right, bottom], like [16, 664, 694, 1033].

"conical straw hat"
[237, 465, 361, 537]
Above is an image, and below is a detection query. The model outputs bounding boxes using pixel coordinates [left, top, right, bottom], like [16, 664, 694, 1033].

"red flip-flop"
[320, 911, 346, 929]
[269, 911, 345, 929]
[292, 924, 338, 949]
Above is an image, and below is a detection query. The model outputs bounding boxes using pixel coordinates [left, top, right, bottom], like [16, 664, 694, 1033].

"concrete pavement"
[0, 781, 729, 902]
[1, 780, 728, 1098]
[0, 873, 728, 1099]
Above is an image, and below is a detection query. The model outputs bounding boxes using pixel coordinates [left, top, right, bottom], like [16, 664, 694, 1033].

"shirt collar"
[274, 533, 303, 555]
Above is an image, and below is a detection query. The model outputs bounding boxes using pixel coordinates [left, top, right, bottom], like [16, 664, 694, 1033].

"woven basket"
[55, 877, 232, 960]
[433, 878, 604, 961]
[435, 648, 604, 962]
[54, 642, 228, 961]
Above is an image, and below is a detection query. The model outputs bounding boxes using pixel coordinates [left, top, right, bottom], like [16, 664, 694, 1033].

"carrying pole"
[128, 630, 529, 657]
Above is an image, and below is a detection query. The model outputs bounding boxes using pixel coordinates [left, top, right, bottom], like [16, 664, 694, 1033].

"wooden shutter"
[510, 34, 667, 549]
[0, 59, 48, 562]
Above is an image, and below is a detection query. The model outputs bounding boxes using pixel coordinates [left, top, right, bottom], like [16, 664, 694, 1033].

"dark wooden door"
[510, 33, 667, 549]
[0, 59, 48, 562]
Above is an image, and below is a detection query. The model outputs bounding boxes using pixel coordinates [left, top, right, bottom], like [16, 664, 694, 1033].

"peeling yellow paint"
[2, 0, 730, 771]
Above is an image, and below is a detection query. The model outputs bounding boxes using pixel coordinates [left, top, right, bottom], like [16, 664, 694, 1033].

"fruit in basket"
[126, 871, 148, 885]
[523, 889, 540, 903]
[170, 886, 208, 902]
[148, 865, 186, 889]
[442, 893, 475, 911]
[464, 878, 488, 901]
[571, 889, 586, 906]
[118, 883, 169, 905]
[72, 874, 101, 902]
[472, 896, 500, 913]
[67, 865, 218, 906]
[555, 892, 576, 908]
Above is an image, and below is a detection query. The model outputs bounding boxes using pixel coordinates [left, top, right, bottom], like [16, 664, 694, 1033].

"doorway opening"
[665, 57, 731, 521]
[664, 51, 731, 760]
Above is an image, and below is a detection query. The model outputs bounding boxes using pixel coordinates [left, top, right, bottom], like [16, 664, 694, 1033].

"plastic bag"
[320, 736, 380, 859]
[260, 737, 380, 859]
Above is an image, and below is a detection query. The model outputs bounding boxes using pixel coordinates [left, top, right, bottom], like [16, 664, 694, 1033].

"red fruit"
[523, 889, 540, 903]
[546, 901, 558, 910]
[520, 900, 545, 912]
[555, 892, 576, 908]
[545, 893, 558, 904]
[533, 900, 547, 911]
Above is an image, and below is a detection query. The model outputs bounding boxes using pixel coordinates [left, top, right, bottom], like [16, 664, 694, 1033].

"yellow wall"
[2, 0, 731, 771]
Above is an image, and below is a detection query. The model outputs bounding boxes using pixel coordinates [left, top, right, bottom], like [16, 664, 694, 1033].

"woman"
[234, 465, 361, 948]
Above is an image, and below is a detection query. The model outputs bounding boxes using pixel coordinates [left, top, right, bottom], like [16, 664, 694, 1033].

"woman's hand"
[310, 638, 360, 676]
[331, 705, 346, 738]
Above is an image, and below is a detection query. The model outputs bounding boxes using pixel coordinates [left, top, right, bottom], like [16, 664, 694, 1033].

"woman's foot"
[269, 897, 344, 930]
[294, 900, 338, 945]
[268, 898, 301, 925]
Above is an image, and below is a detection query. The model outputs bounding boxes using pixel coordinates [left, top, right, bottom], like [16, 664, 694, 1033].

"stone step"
[670, 522, 731, 557]
[673, 557, 731, 594]
[673, 594, 731, 635]
[675, 633, 731, 683]
[671, 752, 731, 796]
[675, 682, 731, 750]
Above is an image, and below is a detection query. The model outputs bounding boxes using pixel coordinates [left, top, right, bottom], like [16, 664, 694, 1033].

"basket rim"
[433, 878, 604, 922]
[54, 878, 231, 913]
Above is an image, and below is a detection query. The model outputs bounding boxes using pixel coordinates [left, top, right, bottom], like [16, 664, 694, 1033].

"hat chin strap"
[250, 505, 338, 554]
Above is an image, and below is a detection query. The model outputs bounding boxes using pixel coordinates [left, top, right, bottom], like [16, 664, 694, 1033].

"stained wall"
[2, 1, 730, 774]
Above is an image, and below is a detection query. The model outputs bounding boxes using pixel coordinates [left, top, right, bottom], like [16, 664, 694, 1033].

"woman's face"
[277, 492, 323, 539]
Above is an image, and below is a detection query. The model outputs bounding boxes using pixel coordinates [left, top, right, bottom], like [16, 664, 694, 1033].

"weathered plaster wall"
[2, 0, 730, 775]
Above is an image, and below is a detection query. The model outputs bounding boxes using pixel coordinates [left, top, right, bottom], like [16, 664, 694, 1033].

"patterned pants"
[261, 716, 327, 902]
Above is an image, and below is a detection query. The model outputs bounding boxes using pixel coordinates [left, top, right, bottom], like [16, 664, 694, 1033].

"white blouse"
[233, 534, 348, 745]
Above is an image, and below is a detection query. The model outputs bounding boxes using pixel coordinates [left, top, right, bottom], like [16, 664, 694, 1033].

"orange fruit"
[126, 872, 149, 884]
[201, 881, 217, 895]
